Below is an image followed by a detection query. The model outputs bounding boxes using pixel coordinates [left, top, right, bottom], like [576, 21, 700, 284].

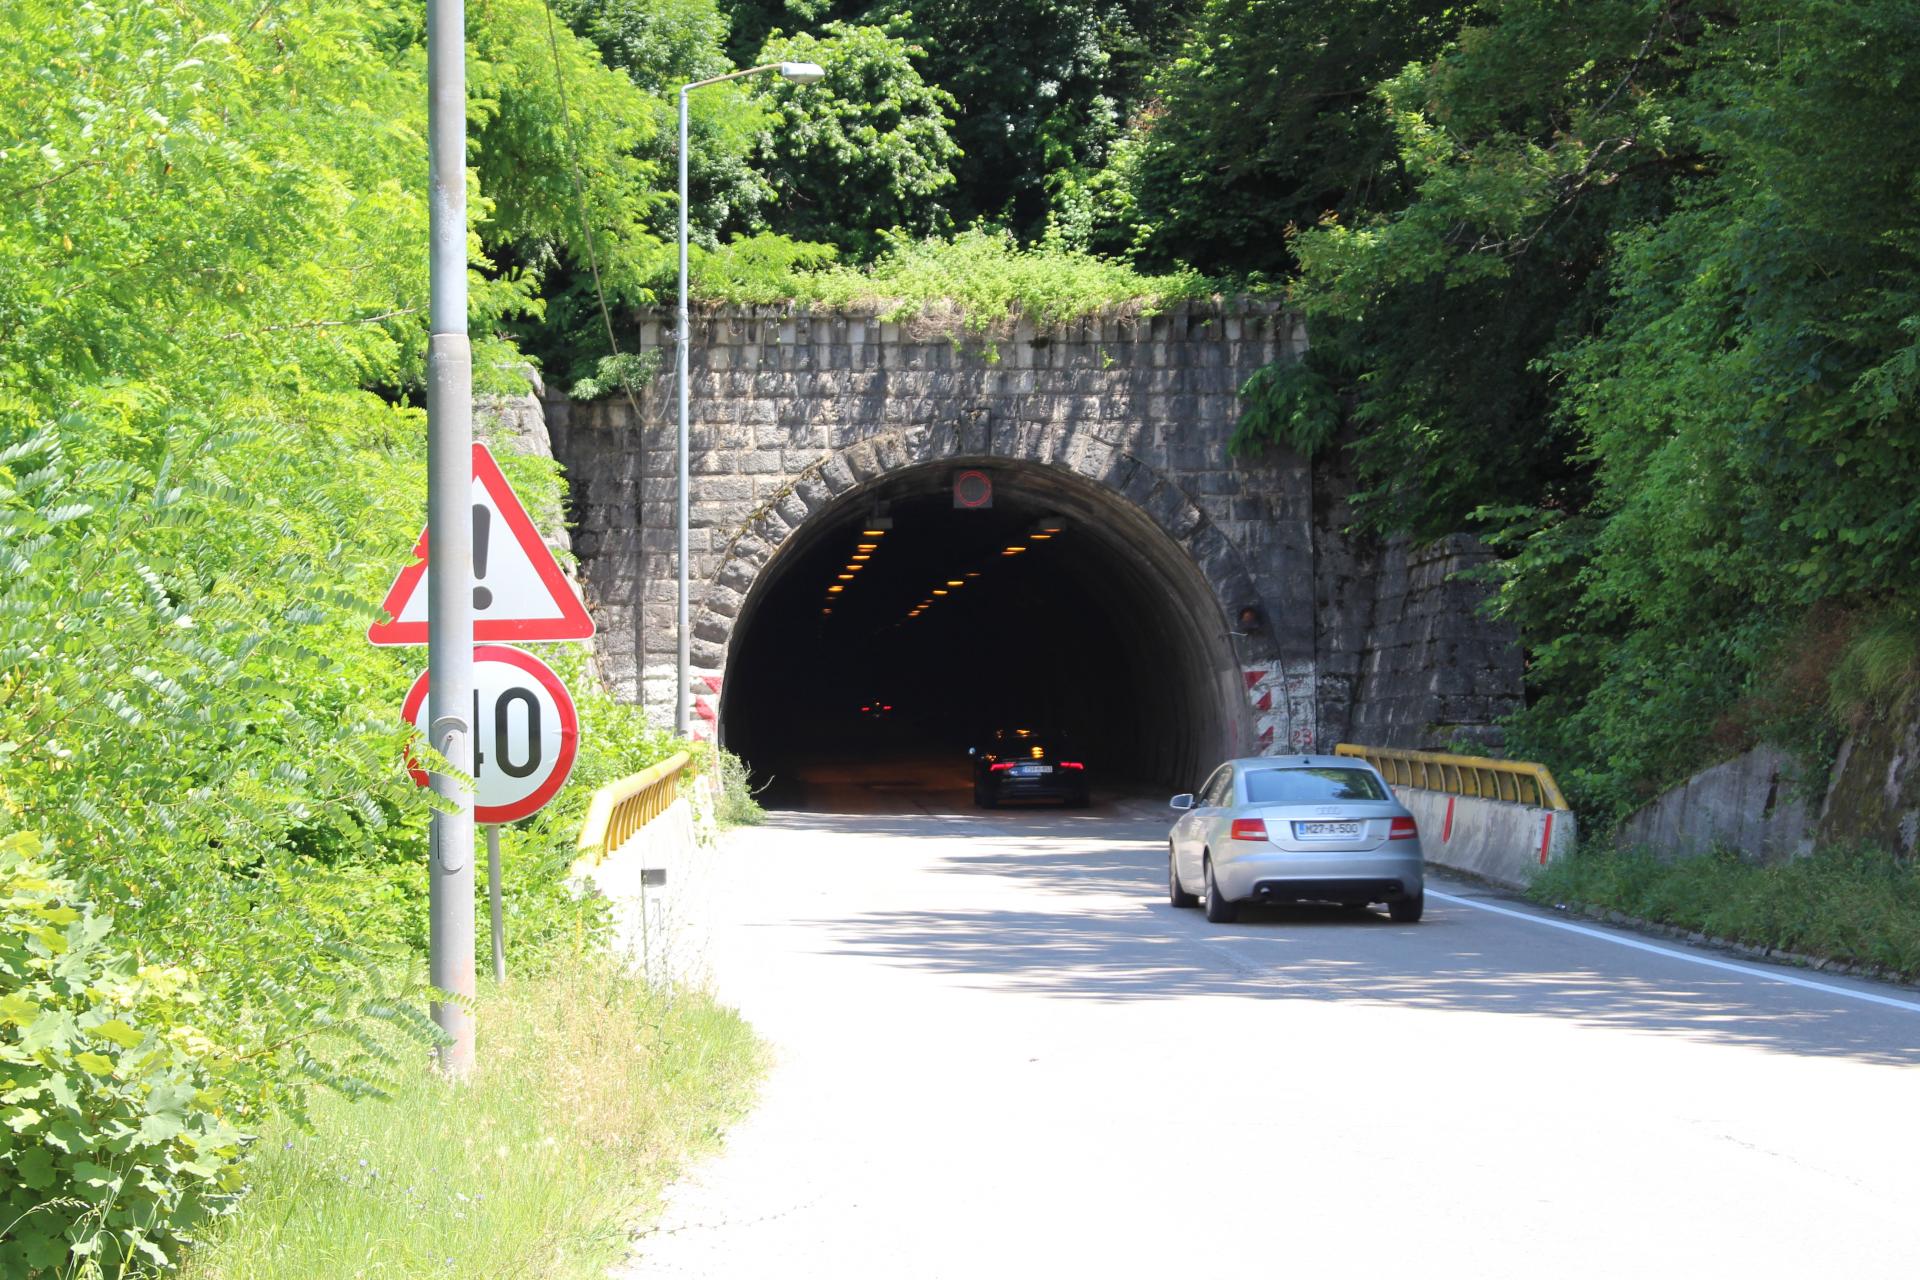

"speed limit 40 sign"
[402, 644, 579, 824]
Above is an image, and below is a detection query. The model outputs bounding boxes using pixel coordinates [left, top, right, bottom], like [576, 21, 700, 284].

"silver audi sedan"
[1168, 755, 1425, 923]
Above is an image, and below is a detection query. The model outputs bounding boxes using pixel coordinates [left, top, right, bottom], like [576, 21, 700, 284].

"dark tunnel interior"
[721, 464, 1241, 806]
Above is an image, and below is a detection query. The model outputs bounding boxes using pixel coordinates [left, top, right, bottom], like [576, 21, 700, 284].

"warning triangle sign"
[367, 443, 596, 646]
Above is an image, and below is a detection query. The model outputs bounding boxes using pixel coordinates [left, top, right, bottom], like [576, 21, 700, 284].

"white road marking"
[1427, 888, 1920, 1015]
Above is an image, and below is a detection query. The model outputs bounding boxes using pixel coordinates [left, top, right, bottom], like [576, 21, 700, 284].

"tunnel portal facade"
[545, 302, 1522, 791]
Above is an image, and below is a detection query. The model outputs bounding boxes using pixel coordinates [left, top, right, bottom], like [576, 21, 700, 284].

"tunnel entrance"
[720, 462, 1245, 809]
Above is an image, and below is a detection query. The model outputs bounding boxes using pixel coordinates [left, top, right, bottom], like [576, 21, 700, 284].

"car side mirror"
[1169, 793, 1195, 811]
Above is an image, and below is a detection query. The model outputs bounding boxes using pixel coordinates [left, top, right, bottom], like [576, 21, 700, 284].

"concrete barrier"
[578, 773, 718, 988]
[1392, 785, 1578, 892]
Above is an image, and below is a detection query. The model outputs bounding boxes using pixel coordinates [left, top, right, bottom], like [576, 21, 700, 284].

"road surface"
[620, 759, 1920, 1279]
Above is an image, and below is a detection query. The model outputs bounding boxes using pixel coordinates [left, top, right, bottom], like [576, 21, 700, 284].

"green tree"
[1273, 0, 1701, 539]
[725, 1, 1197, 240]
[0, 0, 671, 1180]
[559, 0, 770, 249]
[1124, 0, 1464, 274]
[1493, 0, 1920, 818]
[753, 21, 962, 257]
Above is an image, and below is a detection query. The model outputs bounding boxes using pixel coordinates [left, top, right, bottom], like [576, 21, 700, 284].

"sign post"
[425, 0, 476, 1078]
[371, 434, 593, 1067]
[486, 826, 506, 984]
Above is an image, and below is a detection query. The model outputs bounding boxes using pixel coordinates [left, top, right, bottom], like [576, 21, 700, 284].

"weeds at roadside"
[715, 749, 767, 828]
[1530, 842, 1920, 980]
[177, 963, 762, 1280]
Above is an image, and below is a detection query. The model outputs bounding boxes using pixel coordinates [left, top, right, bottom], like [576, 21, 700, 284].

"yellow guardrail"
[1334, 743, 1568, 811]
[570, 751, 692, 875]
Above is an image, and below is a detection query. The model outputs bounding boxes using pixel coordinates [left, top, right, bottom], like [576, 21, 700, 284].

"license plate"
[1294, 820, 1361, 839]
[1013, 764, 1053, 776]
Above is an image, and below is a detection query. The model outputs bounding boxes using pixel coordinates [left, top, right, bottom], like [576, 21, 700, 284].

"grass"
[1529, 842, 1920, 980]
[692, 227, 1219, 341]
[178, 963, 762, 1280]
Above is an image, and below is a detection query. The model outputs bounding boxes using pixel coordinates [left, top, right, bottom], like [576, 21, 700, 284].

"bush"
[0, 834, 250, 1277]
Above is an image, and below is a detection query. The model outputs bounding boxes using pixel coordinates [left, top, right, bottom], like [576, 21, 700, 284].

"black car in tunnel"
[970, 729, 1090, 808]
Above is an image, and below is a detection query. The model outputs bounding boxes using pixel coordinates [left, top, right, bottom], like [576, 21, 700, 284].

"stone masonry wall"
[1346, 535, 1525, 752]
[544, 302, 1520, 754]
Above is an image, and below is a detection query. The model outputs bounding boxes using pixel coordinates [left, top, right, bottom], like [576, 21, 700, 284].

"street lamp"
[676, 61, 825, 735]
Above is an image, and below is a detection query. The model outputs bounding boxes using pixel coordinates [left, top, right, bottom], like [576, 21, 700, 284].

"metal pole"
[669, 65, 818, 737]
[426, 0, 477, 1077]
[486, 824, 506, 984]
[675, 85, 691, 737]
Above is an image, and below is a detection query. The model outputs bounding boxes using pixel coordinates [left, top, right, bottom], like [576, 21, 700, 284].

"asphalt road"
[621, 759, 1920, 1279]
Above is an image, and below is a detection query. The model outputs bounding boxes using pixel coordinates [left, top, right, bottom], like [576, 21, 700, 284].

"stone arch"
[701, 427, 1292, 788]
[695, 425, 1268, 672]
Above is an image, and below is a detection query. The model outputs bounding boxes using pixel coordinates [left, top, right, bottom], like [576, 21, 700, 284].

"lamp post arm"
[681, 63, 791, 93]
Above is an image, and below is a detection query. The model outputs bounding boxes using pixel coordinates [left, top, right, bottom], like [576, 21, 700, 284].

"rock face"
[1614, 692, 1920, 863]
[545, 301, 1523, 755]
[1818, 690, 1920, 858]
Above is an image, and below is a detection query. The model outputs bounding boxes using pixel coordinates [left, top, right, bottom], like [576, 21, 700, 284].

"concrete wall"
[581, 780, 718, 988]
[1615, 745, 1813, 864]
[1394, 786, 1578, 890]
[546, 302, 1523, 756]
[1616, 692, 1920, 865]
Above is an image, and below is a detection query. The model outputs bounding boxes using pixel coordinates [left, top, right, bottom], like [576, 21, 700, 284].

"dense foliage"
[1196, 0, 1920, 821]
[1124, 0, 1464, 273]
[753, 20, 962, 257]
[694, 227, 1207, 337]
[721, 1, 1194, 240]
[1, 1, 680, 1270]
[1, 835, 251, 1276]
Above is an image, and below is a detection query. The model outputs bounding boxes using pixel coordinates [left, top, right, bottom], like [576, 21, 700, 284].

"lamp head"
[779, 61, 826, 84]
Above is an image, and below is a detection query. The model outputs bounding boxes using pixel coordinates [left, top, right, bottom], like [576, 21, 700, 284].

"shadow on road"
[768, 815, 1920, 1068]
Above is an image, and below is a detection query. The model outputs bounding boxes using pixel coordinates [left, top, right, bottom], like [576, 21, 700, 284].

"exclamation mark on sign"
[472, 504, 493, 610]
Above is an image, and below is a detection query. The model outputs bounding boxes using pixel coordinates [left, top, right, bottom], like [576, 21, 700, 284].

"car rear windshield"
[1243, 767, 1388, 804]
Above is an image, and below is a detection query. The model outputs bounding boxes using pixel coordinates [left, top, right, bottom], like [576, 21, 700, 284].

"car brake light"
[990, 762, 1017, 772]
[1058, 761, 1084, 770]
[1229, 818, 1267, 841]
[1390, 816, 1418, 840]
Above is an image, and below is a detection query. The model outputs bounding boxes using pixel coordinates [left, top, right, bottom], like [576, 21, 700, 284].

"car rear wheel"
[973, 781, 998, 809]
[1389, 892, 1424, 923]
[1169, 846, 1198, 908]
[1202, 857, 1237, 924]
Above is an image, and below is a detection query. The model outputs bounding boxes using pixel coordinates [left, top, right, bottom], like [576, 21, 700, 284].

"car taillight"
[1057, 761, 1084, 770]
[990, 762, 1017, 772]
[1390, 816, 1418, 840]
[1229, 818, 1268, 841]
